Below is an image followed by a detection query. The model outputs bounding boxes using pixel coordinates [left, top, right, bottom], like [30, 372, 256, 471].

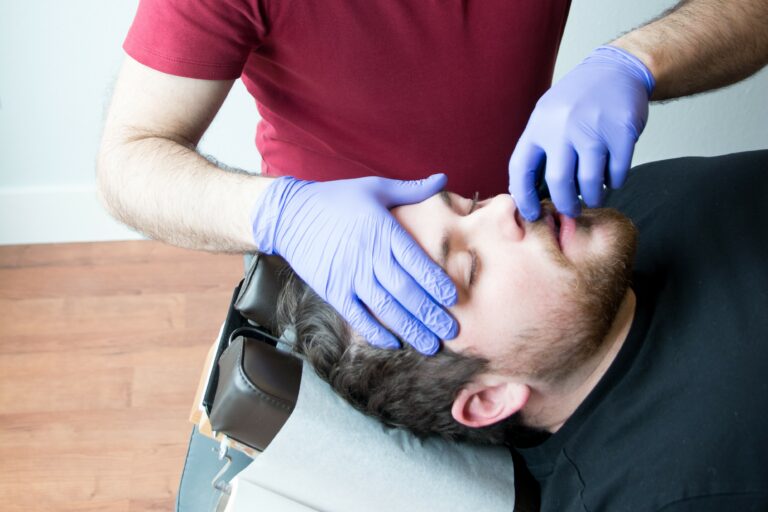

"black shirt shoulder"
[518, 151, 768, 512]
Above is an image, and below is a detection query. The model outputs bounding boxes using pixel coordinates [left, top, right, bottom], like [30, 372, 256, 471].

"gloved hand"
[508, 45, 655, 221]
[250, 173, 459, 354]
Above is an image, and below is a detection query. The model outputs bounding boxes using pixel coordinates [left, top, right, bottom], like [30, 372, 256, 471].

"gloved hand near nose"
[508, 45, 655, 221]
[250, 174, 459, 355]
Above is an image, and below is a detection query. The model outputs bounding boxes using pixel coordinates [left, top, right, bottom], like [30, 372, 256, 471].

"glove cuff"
[249, 175, 302, 255]
[593, 45, 656, 97]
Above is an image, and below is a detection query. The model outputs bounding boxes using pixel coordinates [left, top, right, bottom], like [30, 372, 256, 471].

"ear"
[451, 375, 530, 428]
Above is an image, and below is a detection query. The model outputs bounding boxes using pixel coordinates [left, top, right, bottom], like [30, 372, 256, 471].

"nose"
[471, 194, 525, 242]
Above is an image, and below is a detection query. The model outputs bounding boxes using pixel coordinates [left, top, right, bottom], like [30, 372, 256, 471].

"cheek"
[445, 247, 575, 358]
[476, 246, 574, 333]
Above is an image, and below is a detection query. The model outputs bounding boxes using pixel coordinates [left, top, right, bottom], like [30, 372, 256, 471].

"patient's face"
[390, 192, 637, 381]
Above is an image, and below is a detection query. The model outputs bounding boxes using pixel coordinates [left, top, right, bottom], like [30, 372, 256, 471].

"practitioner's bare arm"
[612, 0, 768, 100]
[97, 56, 274, 253]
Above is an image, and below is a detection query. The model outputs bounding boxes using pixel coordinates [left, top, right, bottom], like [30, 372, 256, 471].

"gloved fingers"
[575, 147, 608, 208]
[390, 222, 458, 308]
[356, 280, 441, 355]
[544, 146, 581, 218]
[508, 141, 546, 221]
[605, 131, 636, 189]
[374, 256, 458, 341]
[378, 173, 448, 208]
[344, 298, 402, 350]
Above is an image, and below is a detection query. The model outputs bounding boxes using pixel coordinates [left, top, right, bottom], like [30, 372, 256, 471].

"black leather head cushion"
[209, 335, 302, 451]
[234, 253, 290, 335]
[210, 253, 301, 451]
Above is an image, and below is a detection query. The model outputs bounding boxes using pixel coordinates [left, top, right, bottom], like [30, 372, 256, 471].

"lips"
[539, 210, 576, 253]
[556, 213, 577, 251]
[543, 211, 561, 250]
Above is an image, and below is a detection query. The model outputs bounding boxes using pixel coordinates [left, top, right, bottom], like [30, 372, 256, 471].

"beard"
[497, 200, 639, 384]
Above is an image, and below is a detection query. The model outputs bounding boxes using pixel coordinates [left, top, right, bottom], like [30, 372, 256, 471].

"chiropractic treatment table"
[176, 253, 534, 512]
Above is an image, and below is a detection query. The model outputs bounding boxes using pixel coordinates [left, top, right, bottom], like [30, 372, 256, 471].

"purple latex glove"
[509, 45, 655, 220]
[250, 174, 459, 354]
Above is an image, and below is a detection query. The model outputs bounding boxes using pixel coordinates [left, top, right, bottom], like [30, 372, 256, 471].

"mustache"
[526, 199, 629, 269]
[537, 199, 602, 229]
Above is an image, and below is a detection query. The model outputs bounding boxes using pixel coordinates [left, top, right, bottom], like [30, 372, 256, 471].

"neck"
[523, 288, 637, 433]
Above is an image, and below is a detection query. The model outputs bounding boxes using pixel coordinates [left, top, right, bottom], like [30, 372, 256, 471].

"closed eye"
[438, 191, 481, 288]
[466, 192, 479, 287]
[468, 249, 478, 286]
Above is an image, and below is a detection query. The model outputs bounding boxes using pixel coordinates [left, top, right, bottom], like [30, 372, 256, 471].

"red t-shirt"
[124, 0, 570, 199]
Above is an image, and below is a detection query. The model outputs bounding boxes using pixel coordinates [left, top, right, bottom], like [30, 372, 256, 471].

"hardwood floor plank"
[0, 294, 186, 340]
[0, 290, 232, 354]
[0, 240, 242, 269]
[0, 327, 220, 356]
[0, 262, 239, 300]
[0, 347, 209, 414]
[0, 409, 191, 512]
[0, 407, 192, 450]
[0, 240, 245, 511]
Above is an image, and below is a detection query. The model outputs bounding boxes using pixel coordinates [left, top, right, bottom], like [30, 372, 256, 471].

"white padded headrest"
[226, 359, 516, 511]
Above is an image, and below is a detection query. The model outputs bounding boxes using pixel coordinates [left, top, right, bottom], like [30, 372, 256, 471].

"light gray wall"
[1, 0, 766, 244]
[0, 0, 261, 244]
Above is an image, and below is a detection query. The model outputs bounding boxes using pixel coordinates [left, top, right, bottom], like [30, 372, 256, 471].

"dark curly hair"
[274, 269, 523, 445]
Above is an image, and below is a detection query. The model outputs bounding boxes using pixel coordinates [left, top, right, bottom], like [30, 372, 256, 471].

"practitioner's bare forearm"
[97, 133, 273, 253]
[611, 0, 768, 100]
[97, 57, 275, 253]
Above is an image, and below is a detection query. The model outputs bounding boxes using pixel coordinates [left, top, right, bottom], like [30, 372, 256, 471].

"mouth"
[540, 210, 577, 253]
[555, 213, 577, 252]
[544, 212, 562, 251]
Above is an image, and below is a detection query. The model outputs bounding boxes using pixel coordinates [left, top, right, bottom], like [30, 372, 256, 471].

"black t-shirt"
[516, 151, 768, 512]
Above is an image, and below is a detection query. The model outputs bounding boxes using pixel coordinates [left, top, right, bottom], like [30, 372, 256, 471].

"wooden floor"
[0, 241, 244, 512]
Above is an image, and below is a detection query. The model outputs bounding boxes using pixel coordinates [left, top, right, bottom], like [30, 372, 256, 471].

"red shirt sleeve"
[123, 0, 265, 80]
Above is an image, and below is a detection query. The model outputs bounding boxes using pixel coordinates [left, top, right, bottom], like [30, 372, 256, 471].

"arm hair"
[97, 57, 275, 253]
[611, 0, 768, 100]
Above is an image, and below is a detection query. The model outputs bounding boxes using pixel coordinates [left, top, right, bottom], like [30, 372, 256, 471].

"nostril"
[514, 209, 523, 229]
[512, 208, 527, 239]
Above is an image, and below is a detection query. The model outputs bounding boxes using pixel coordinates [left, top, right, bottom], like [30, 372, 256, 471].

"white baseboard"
[0, 184, 146, 245]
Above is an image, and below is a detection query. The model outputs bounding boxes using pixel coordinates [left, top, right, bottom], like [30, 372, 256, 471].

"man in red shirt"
[97, 0, 767, 353]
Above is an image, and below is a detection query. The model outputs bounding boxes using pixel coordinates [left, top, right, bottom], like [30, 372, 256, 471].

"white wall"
[0, 0, 261, 245]
[1, 0, 766, 244]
